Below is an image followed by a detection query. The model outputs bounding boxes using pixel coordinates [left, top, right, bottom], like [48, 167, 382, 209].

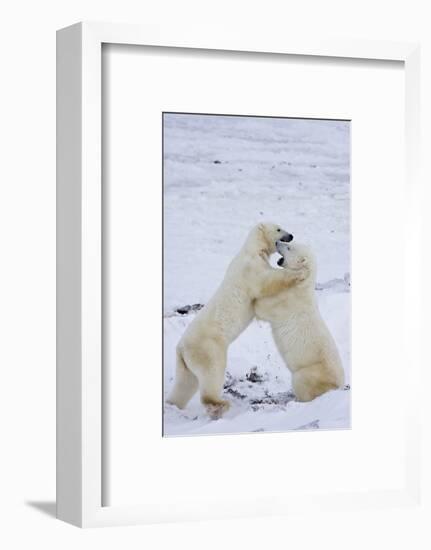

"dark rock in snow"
[176, 303, 204, 315]
[225, 387, 247, 400]
[250, 390, 295, 407]
[246, 367, 264, 383]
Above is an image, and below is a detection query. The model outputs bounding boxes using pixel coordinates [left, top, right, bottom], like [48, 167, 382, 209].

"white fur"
[254, 242, 345, 401]
[166, 223, 302, 418]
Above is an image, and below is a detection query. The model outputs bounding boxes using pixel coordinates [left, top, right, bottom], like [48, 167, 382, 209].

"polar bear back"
[179, 245, 266, 347]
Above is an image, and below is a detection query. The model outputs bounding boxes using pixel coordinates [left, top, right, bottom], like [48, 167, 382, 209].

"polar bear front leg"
[258, 265, 308, 298]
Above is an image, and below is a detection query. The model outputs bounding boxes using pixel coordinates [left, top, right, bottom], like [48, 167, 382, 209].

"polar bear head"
[251, 222, 294, 255]
[275, 241, 316, 282]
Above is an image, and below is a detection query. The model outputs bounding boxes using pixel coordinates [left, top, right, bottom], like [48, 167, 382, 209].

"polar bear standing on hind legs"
[166, 223, 305, 419]
[254, 240, 345, 401]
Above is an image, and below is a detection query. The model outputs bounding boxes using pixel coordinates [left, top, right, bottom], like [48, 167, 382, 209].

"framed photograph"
[57, 22, 422, 527]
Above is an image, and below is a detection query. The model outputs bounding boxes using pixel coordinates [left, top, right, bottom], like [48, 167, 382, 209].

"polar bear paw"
[297, 264, 311, 282]
[203, 398, 231, 420]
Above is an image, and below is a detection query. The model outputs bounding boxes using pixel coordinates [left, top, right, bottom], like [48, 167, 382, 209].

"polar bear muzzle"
[279, 232, 293, 242]
[276, 239, 291, 266]
[276, 240, 290, 255]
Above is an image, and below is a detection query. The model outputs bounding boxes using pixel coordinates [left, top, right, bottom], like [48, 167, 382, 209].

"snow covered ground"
[163, 113, 351, 437]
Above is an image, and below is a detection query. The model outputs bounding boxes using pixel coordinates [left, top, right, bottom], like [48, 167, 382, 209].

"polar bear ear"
[257, 223, 269, 240]
[297, 256, 308, 264]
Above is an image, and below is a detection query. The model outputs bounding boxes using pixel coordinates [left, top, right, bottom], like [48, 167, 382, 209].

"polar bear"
[254, 241, 345, 401]
[166, 223, 305, 419]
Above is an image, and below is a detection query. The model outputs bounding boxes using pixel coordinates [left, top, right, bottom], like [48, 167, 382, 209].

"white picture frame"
[56, 21, 422, 528]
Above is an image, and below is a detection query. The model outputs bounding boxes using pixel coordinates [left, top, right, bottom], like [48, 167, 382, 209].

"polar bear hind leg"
[166, 350, 199, 409]
[292, 363, 340, 402]
[184, 341, 230, 420]
[199, 371, 231, 421]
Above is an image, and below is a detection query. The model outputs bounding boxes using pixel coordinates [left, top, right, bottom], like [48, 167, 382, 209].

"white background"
[0, 1, 430, 549]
